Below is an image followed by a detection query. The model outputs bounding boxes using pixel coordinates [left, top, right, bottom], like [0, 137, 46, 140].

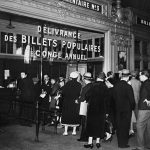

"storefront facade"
[0, 0, 132, 86]
[131, 9, 150, 71]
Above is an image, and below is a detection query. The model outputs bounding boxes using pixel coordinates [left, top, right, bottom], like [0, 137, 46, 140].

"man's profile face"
[44, 75, 49, 81]
[21, 72, 26, 79]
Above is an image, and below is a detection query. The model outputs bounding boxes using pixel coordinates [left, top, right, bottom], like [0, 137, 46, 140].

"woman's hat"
[83, 72, 93, 80]
[70, 71, 79, 79]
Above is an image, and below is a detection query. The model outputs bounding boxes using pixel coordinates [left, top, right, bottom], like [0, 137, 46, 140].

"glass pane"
[143, 61, 148, 69]
[135, 40, 140, 55]
[118, 51, 127, 70]
[135, 60, 140, 70]
[7, 33, 13, 54]
[95, 38, 100, 57]
[100, 37, 104, 57]
[0, 32, 14, 54]
[142, 41, 147, 56]
[1, 32, 7, 53]
[88, 39, 92, 58]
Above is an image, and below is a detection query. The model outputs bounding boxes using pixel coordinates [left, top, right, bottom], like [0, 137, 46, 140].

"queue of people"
[16, 69, 150, 150]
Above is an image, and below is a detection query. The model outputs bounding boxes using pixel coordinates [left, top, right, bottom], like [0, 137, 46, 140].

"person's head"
[59, 77, 64, 82]
[77, 72, 82, 83]
[32, 77, 39, 85]
[20, 72, 27, 79]
[44, 74, 49, 82]
[69, 71, 79, 80]
[96, 72, 106, 81]
[59, 80, 65, 87]
[50, 78, 56, 85]
[121, 69, 130, 81]
[131, 71, 138, 78]
[139, 70, 149, 82]
[107, 71, 114, 78]
[83, 72, 93, 84]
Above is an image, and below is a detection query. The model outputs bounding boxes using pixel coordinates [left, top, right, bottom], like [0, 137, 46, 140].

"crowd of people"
[16, 69, 150, 150]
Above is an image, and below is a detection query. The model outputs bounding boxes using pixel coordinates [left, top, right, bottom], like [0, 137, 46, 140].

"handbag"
[79, 101, 88, 116]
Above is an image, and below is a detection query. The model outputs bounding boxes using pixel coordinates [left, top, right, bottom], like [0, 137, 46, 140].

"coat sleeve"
[128, 85, 136, 110]
[84, 85, 93, 103]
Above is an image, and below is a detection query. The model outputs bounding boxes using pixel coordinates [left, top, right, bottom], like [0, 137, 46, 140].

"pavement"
[0, 121, 138, 150]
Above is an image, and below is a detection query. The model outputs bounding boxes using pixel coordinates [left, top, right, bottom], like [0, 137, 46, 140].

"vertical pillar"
[103, 30, 111, 74]
[92, 37, 95, 58]
[40, 24, 44, 85]
[76, 29, 78, 71]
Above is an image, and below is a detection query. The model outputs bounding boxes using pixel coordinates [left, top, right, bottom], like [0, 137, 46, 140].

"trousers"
[116, 111, 132, 147]
[136, 110, 150, 150]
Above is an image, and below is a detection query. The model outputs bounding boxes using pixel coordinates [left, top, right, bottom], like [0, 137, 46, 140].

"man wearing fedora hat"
[77, 72, 93, 142]
[113, 69, 135, 148]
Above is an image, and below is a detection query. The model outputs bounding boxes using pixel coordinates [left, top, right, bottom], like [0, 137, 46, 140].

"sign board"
[136, 17, 150, 27]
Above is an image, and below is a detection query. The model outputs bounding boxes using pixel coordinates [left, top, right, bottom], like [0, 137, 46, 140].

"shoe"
[119, 145, 130, 148]
[72, 132, 76, 135]
[84, 143, 93, 149]
[103, 135, 113, 143]
[63, 132, 68, 136]
[96, 143, 101, 148]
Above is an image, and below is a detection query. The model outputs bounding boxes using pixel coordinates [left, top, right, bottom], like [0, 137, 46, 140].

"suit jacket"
[18, 77, 35, 102]
[79, 82, 93, 103]
[138, 79, 150, 110]
[113, 80, 135, 112]
[130, 78, 141, 104]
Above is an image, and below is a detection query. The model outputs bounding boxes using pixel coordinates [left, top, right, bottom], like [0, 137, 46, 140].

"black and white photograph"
[0, 0, 150, 150]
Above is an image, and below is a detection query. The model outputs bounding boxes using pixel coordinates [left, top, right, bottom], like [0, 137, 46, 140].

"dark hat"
[83, 72, 93, 80]
[122, 69, 130, 76]
[97, 72, 106, 80]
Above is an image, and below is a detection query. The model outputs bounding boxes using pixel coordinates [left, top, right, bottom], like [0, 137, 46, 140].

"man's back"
[130, 78, 141, 104]
[113, 80, 135, 112]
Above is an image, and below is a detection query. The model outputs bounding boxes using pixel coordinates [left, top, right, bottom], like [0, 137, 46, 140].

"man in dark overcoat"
[113, 69, 135, 148]
[77, 72, 93, 142]
[18, 72, 35, 126]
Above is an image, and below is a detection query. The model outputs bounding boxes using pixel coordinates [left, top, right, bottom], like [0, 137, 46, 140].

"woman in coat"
[84, 72, 108, 149]
[61, 71, 82, 135]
